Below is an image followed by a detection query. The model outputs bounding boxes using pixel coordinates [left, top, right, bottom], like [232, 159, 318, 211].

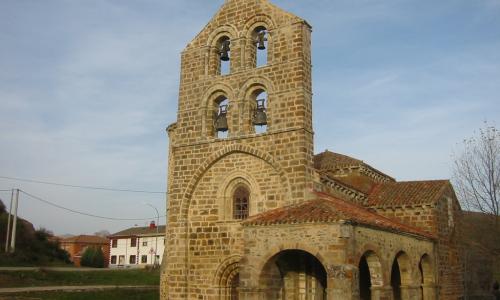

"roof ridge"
[432, 180, 451, 203]
[394, 179, 449, 184]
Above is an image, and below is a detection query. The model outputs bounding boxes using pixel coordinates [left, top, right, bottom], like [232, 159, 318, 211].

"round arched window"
[233, 186, 249, 220]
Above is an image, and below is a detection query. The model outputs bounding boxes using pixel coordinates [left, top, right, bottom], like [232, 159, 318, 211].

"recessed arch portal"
[259, 249, 327, 300]
[214, 255, 241, 300]
[391, 251, 412, 300]
[358, 250, 384, 300]
[180, 144, 291, 223]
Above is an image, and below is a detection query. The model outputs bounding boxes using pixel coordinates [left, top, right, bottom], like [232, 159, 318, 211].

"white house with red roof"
[108, 221, 165, 268]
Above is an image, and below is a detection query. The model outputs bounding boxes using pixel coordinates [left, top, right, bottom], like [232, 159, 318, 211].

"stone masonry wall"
[240, 223, 435, 300]
[352, 226, 436, 300]
[161, 1, 315, 298]
[240, 223, 350, 300]
[373, 206, 438, 234]
[434, 188, 464, 300]
[185, 152, 288, 298]
[371, 187, 464, 300]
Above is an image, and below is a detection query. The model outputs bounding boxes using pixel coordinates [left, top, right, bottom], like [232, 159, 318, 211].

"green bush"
[0, 201, 71, 266]
[81, 246, 105, 268]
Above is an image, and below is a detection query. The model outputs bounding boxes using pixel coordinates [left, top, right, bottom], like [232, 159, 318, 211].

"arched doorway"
[260, 249, 327, 300]
[359, 256, 371, 300]
[391, 252, 412, 300]
[391, 258, 402, 300]
[215, 257, 240, 300]
[229, 273, 239, 300]
[359, 251, 383, 300]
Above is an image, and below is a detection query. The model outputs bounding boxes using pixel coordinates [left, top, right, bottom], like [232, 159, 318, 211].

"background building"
[109, 222, 165, 268]
[59, 235, 109, 267]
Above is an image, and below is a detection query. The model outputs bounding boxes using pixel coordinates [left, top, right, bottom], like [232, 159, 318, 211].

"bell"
[253, 99, 267, 126]
[256, 31, 267, 50]
[215, 115, 228, 132]
[220, 40, 230, 62]
[214, 105, 229, 132]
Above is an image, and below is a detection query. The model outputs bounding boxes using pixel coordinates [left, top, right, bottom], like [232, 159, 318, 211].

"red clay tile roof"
[109, 225, 166, 237]
[367, 180, 449, 207]
[61, 235, 108, 244]
[314, 151, 394, 182]
[243, 192, 434, 239]
[314, 151, 363, 170]
[321, 172, 375, 195]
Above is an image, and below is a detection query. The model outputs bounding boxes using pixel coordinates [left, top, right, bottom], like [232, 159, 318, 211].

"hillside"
[0, 199, 71, 266]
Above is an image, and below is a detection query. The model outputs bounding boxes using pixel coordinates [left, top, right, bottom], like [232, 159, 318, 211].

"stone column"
[239, 287, 253, 300]
[421, 284, 437, 300]
[400, 284, 421, 300]
[326, 264, 358, 300]
[370, 285, 393, 300]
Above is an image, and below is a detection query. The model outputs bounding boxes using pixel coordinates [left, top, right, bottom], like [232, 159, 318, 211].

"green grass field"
[0, 288, 158, 300]
[0, 269, 160, 288]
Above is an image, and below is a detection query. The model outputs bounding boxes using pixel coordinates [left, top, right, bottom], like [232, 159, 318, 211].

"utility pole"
[4, 189, 14, 253]
[9, 189, 20, 253]
[146, 204, 160, 267]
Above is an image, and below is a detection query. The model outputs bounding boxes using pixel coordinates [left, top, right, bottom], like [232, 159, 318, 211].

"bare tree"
[452, 123, 499, 225]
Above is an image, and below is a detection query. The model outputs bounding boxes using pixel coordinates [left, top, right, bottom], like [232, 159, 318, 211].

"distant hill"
[0, 199, 71, 266]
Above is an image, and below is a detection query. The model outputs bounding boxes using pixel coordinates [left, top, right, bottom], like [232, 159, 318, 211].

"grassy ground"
[0, 288, 158, 300]
[0, 269, 160, 288]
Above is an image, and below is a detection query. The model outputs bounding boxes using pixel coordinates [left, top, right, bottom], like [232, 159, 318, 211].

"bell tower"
[162, 0, 314, 298]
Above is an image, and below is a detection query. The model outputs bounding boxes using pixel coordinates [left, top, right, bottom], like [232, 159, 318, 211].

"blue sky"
[0, 0, 499, 235]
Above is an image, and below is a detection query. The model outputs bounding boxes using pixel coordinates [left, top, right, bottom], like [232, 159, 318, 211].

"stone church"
[161, 0, 464, 299]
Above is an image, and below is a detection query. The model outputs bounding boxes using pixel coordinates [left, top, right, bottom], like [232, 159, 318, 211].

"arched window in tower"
[253, 27, 268, 67]
[233, 186, 249, 220]
[214, 97, 229, 139]
[218, 36, 231, 75]
[252, 91, 268, 134]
